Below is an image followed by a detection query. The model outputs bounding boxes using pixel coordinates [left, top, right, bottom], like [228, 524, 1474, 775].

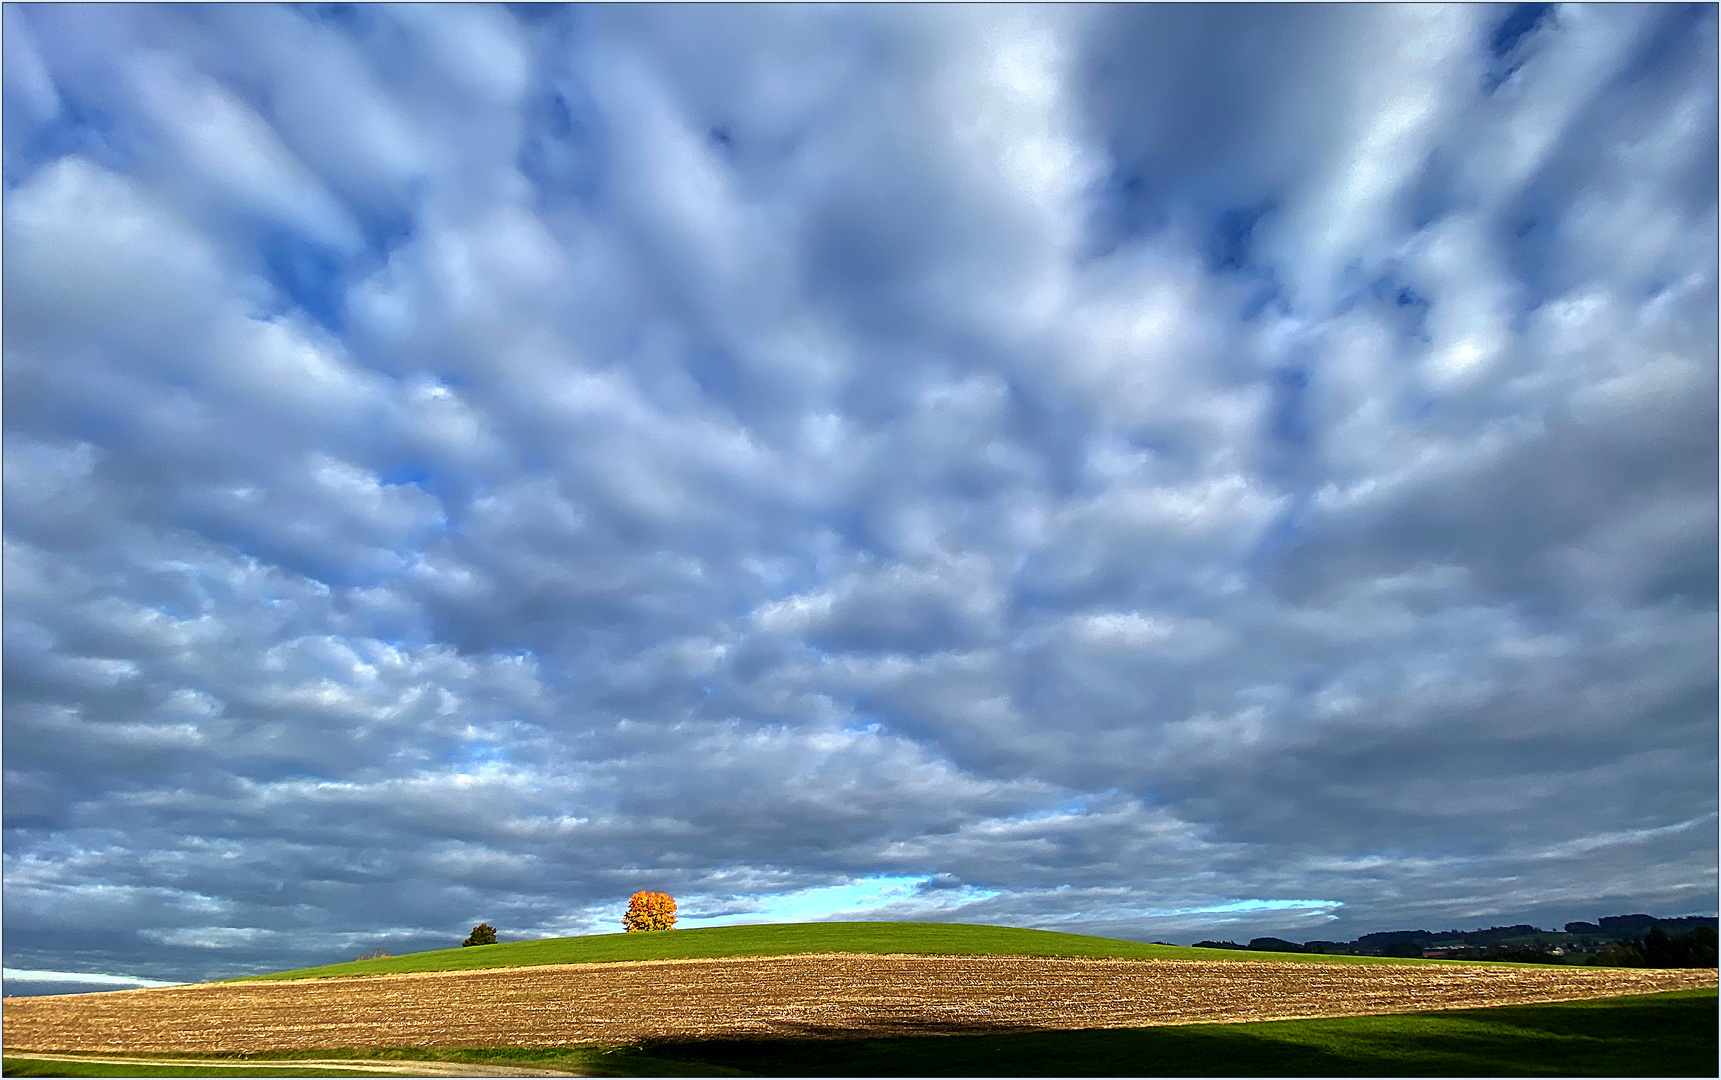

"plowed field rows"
[5, 954, 1713, 1054]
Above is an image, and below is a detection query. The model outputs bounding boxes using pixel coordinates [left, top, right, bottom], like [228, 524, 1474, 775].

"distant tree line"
[1192, 914, 1717, 967]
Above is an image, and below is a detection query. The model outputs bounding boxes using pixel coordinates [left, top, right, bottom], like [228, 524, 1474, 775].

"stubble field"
[4, 953, 1713, 1055]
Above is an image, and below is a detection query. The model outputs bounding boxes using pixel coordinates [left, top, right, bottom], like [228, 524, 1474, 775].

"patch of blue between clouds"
[1490, 3, 1555, 59]
[353, 198, 419, 261]
[452, 744, 509, 768]
[305, 3, 367, 31]
[256, 228, 348, 333]
[1206, 201, 1275, 275]
[1204, 201, 1287, 319]
[676, 875, 1002, 928]
[674, 878, 1339, 934]
[379, 463, 433, 490]
[1370, 274, 1433, 343]
[4, 97, 130, 188]
[1482, 3, 1554, 94]
[994, 801, 1091, 826]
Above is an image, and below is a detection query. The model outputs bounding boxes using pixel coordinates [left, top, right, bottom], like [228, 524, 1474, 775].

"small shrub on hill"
[624, 891, 677, 932]
[356, 948, 391, 961]
[462, 922, 498, 947]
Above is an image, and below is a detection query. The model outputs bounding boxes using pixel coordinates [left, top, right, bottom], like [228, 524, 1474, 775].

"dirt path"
[0, 1052, 583, 1076]
[5, 953, 1713, 1055]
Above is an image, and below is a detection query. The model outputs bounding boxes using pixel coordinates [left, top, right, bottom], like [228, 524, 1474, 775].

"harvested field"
[0, 1053, 581, 1076]
[5, 954, 1714, 1054]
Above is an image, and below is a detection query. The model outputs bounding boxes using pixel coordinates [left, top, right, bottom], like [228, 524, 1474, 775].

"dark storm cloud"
[3, 4, 1714, 983]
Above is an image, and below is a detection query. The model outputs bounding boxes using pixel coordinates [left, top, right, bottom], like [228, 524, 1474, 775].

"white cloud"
[127, 51, 362, 250]
[3, 968, 182, 988]
[3, 5, 1713, 986]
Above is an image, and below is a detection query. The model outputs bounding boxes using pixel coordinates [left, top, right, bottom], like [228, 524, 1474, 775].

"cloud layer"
[4, 4, 1715, 982]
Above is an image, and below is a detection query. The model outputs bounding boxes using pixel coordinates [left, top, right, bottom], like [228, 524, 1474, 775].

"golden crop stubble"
[4, 955, 1714, 1054]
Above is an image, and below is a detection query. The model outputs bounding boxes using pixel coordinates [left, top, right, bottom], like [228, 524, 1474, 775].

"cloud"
[3, 5, 1714, 984]
[2, 968, 182, 988]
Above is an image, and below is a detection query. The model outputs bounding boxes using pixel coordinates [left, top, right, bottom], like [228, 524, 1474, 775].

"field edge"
[223, 920, 1581, 984]
[7, 988, 1714, 1078]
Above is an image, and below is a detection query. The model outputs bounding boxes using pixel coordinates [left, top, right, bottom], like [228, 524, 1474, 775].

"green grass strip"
[230, 921, 1549, 982]
[593, 987, 1720, 1077]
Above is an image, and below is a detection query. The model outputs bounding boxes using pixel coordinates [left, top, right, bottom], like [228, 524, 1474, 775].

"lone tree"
[623, 891, 677, 932]
[462, 922, 498, 947]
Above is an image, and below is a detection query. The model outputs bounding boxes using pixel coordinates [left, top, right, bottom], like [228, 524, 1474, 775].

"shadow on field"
[719, 1016, 1048, 1039]
[582, 990, 1719, 1077]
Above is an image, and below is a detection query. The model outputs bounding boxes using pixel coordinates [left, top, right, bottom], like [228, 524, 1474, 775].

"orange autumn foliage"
[623, 890, 677, 932]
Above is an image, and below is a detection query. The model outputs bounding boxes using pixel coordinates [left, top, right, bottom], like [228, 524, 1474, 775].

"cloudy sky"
[3, 3, 1716, 989]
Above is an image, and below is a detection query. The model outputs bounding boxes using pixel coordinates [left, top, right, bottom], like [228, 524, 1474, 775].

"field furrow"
[5, 954, 1713, 1054]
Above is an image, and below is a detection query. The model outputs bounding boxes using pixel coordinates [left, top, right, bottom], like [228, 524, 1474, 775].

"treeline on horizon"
[1191, 913, 1718, 967]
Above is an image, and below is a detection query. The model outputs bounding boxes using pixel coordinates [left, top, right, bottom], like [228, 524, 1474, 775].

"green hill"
[229, 921, 1501, 983]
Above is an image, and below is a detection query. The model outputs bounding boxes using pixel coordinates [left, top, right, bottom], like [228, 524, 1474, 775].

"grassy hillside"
[231, 921, 1521, 983]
